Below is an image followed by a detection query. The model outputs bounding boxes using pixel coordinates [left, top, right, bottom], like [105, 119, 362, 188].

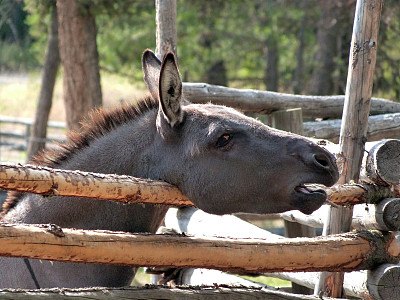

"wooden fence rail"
[0, 223, 398, 274]
[183, 83, 400, 119]
[0, 162, 398, 208]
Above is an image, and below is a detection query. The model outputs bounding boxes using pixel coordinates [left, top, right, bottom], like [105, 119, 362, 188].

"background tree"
[56, 0, 102, 131]
[26, 2, 60, 161]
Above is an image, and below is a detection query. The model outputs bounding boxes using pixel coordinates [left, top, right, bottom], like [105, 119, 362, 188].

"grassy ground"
[0, 72, 148, 121]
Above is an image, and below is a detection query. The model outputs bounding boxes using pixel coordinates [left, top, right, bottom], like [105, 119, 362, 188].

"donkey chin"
[291, 184, 328, 215]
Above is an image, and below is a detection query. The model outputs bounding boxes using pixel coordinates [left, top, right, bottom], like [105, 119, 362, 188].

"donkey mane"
[2, 96, 158, 217]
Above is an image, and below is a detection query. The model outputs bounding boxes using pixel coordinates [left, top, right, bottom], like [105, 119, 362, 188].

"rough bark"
[26, 6, 60, 161]
[317, 1, 383, 297]
[293, 15, 306, 94]
[0, 223, 397, 274]
[303, 112, 400, 143]
[155, 0, 177, 59]
[56, 0, 102, 131]
[0, 285, 327, 300]
[182, 83, 400, 119]
[310, 1, 342, 95]
[265, 38, 279, 92]
[205, 60, 228, 86]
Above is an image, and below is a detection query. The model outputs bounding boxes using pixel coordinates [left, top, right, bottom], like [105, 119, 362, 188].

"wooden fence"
[0, 137, 400, 299]
[1, 0, 399, 298]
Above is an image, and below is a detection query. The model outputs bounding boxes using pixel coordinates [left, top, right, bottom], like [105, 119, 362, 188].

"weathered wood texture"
[367, 263, 400, 300]
[303, 113, 400, 143]
[183, 83, 400, 119]
[0, 162, 193, 207]
[0, 163, 398, 208]
[268, 264, 400, 300]
[156, 0, 177, 58]
[165, 207, 282, 240]
[282, 199, 400, 231]
[265, 272, 372, 299]
[0, 223, 397, 274]
[363, 139, 400, 185]
[0, 285, 331, 300]
[56, 0, 102, 131]
[317, 0, 383, 297]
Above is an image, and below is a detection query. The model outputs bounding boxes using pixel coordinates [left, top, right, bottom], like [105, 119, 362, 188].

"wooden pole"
[155, 0, 177, 59]
[316, 0, 383, 297]
[0, 223, 397, 274]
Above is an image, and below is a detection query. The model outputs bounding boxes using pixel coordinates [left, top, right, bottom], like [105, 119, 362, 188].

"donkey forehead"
[184, 104, 261, 131]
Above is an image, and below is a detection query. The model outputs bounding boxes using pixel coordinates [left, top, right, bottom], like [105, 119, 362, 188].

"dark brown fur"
[2, 97, 158, 217]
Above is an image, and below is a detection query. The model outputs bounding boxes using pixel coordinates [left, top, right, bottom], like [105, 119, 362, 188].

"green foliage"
[3, 0, 400, 100]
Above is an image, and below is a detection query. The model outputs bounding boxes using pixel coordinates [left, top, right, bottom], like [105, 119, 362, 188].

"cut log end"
[368, 264, 400, 300]
[366, 139, 400, 185]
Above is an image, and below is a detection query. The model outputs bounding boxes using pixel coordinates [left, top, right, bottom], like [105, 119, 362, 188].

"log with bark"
[0, 223, 398, 274]
[183, 83, 400, 119]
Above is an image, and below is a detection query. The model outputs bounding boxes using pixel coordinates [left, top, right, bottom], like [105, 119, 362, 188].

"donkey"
[0, 50, 338, 288]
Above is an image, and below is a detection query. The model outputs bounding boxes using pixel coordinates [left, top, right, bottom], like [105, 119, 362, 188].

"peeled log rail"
[0, 223, 399, 274]
[0, 163, 398, 208]
[266, 265, 400, 300]
[0, 162, 193, 207]
[281, 199, 400, 231]
[0, 285, 328, 300]
[303, 112, 400, 143]
[183, 82, 400, 119]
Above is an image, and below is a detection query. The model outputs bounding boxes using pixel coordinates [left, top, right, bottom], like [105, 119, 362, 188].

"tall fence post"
[315, 0, 383, 297]
[155, 0, 177, 59]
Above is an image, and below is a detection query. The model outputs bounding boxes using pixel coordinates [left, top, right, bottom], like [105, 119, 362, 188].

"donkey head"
[142, 50, 339, 215]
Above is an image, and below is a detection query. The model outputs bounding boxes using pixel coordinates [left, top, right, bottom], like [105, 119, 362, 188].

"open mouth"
[292, 183, 327, 214]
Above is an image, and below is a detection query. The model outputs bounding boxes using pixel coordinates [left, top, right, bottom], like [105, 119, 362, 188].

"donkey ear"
[159, 52, 183, 127]
[142, 49, 162, 101]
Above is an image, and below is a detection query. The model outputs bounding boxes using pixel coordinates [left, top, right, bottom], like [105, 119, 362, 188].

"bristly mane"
[1, 96, 158, 217]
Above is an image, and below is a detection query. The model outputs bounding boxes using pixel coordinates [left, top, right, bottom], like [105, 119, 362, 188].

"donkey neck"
[4, 108, 167, 233]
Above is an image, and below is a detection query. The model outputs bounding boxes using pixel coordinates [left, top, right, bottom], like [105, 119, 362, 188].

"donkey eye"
[216, 134, 232, 148]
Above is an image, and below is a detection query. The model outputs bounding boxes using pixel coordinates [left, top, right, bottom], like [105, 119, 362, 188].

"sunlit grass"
[0, 72, 148, 122]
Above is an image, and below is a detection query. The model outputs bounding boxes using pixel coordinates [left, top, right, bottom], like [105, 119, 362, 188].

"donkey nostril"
[314, 154, 330, 168]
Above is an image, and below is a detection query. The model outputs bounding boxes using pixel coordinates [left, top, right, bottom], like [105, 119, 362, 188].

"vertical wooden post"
[315, 0, 383, 297]
[271, 108, 315, 295]
[155, 0, 177, 59]
[152, 0, 178, 285]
